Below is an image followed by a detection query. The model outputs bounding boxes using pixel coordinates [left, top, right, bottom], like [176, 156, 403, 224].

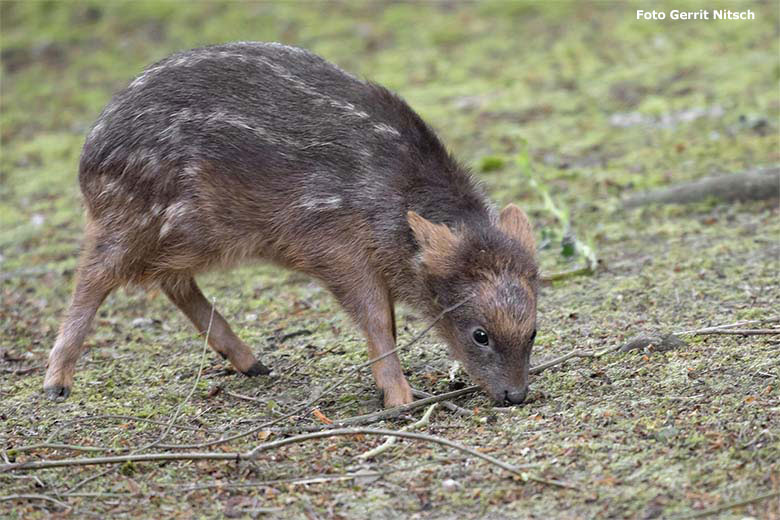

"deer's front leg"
[326, 270, 412, 408]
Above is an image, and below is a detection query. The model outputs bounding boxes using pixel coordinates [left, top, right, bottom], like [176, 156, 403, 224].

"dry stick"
[174, 461, 438, 492]
[224, 390, 265, 403]
[43, 414, 214, 442]
[10, 304, 471, 458]
[133, 299, 216, 453]
[184, 472, 380, 492]
[163, 386, 481, 437]
[682, 328, 779, 336]
[0, 428, 576, 490]
[17, 343, 624, 453]
[59, 302, 217, 497]
[244, 428, 575, 490]
[676, 317, 780, 335]
[154, 299, 470, 450]
[14, 336, 624, 454]
[675, 489, 780, 519]
[326, 386, 477, 428]
[0, 493, 70, 509]
[528, 344, 623, 375]
[412, 389, 471, 416]
[252, 319, 776, 434]
[66, 467, 114, 495]
[13, 414, 217, 455]
[358, 403, 438, 459]
[11, 443, 108, 454]
[15, 314, 221, 457]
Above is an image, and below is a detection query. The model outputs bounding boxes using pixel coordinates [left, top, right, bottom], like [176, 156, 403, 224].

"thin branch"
[43, 414, 214, 440]
[328, 386, 478, 428]
[622, 167, 780, 208]
[179, 470, 395, 492]
[12, 443, 111, 454]
[0, 493, 70, 509]
[681, 328, 779, 336]
[676, 317, 780, 335]
[153, 298, 470, 450]
[0, 451, 245, 471]
[676, 489, 780, 519]
[159, 338, 626, 442]
[245, 428, 577, 490]
[224, 390, 265, 403]
[66, 467, 115, 494]
[412, 389, 472, 416]
[0, 428, 575, 490]
[358, 403, 438, 459]
[3, 365, 42, 375]
[133, 298, 215, 453]
[528, 344, 623, 374]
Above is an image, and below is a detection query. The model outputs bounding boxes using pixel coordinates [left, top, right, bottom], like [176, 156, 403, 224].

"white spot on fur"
[256, 56, 368, 119]
[129, 52, 251, 90]
[182, 164, 201, 179]
[150, 203, 165, 216]
[372, 123, 400, 137]
[159, 201, 192, 238]
[88, 121, 104, 141]
[299, 195, 342, 211]
[261, 42, 307, 55]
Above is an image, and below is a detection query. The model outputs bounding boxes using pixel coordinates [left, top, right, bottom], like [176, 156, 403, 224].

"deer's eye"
[472, 328, 490, 347]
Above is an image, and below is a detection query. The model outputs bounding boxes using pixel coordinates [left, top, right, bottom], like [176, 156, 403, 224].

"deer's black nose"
[504, 388, 527, 405]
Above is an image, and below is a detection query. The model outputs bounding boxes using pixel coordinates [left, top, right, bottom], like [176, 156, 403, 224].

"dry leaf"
[312, 408, 333, 424]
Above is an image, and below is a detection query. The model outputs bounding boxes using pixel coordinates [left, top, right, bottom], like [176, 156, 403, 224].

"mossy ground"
[1, 1, 778, 518]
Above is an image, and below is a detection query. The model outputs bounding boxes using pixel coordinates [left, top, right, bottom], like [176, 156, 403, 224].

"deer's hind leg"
[161, 276, 270, 377]
[44, 250, 118, 400]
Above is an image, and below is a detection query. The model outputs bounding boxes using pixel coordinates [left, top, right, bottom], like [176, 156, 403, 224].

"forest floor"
[1, 1, 778, 518]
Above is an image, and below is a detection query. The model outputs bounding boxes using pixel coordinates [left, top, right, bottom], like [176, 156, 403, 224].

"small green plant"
[515, 144, 598, 277]
[478, 155, 507, 173]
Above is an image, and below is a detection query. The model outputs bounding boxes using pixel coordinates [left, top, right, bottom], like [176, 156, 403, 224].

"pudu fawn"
[44, 42, 538, 408]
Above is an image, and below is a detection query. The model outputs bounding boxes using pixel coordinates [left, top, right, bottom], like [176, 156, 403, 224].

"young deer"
[44, 42, 538, 408]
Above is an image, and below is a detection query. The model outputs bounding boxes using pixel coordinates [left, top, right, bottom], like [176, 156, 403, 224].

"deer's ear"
[499, 204, 535, 251]
[407, 211, 460, 273]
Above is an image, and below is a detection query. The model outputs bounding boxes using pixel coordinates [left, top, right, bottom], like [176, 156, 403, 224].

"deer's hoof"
[44, 385, 71, 401]
[242, 361, 271, 377]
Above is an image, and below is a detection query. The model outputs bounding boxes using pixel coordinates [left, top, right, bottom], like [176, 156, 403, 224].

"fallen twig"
[224, 390, 265, 403]
[277, 329, 312, 343]
[681, 328, 779, 336]
[0, 493, 70, 510]
[12, 414, 215, 456]
[676, 317, 780, 335]
[528, 344, 623, 374]
[412, 389, 471, 416]
[329, 386, 478, 428]
[0, 428, 577, 490]
[675, 489, 780, 519]
[66, 467, 115, 494]
[151, 298, 470, 450]
[623, 167, 780, 208]
[11, 443, 110, 454]
[133, 299, 215, 453]
[3, 365, 42, 375]
[246, 428, 576, 489]
[174, 461, 438, 492]
[358, 403, 438, 459]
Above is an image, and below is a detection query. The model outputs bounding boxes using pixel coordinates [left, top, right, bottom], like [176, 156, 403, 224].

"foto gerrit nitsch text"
[637, 9, 755, 21]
